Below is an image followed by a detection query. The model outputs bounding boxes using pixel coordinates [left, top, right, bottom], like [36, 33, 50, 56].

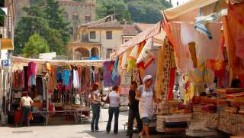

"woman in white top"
[136, 75, 159, 138]
[106, 85, 120, 134]
[20, 91, 33, 126]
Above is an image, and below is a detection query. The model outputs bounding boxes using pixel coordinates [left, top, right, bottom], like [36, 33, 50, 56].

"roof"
[79, 15, 122, 29]
[135, 23, 155, 32]
[11, 56, 105, 67]
[122, 24, 140, 36]
[88, 20, 122, 29]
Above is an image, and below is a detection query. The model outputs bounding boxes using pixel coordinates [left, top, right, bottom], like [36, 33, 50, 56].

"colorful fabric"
[112, 58, 120, 86]
[155, 45, 164, 98]
[136, 38, 155, 69]
[62, 69, 71, 86]
[167, 68, 176, 100]
[127, 45, 138, 72]
[103, 61, 115, 87]
[223, 2, 244, 79]
[160, 38, 176, 99]
[188, 42, 198, 68]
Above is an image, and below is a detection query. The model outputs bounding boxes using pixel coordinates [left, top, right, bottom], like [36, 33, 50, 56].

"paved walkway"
[0, 109, 165, 138]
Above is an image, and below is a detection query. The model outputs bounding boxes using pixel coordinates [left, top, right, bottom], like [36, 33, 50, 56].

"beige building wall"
[87, 29, 122, 59]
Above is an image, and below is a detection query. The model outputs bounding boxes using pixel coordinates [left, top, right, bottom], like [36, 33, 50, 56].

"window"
[90, 31, 96, 39]
[106, 49, 113, 59]
[106, 31, 112, 39]
[85, 15, 91, 23]
[73, 13, 78, 21]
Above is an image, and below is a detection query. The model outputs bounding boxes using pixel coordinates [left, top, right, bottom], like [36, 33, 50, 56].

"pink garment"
[170, 23, 194, 73]
[180, 23, 224, 62]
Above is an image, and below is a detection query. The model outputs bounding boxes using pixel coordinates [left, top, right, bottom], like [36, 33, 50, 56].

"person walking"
[20, 91, 34, 126]
[106, 85, 120, 134]
[90, 83, 101, 132]
[126, 81, 142, 138]
[136, 75, 158, 138]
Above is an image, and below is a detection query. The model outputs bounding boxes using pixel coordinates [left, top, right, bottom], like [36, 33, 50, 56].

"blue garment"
[112, 57, 120, 86]
[62, 69, 71, 86]
[30, 75, 36, 86]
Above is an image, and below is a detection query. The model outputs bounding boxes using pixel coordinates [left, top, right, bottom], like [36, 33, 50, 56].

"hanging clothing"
[62, 69, 71, 86]
[73, 69, 80, 89]
[103, 61, 115, 87]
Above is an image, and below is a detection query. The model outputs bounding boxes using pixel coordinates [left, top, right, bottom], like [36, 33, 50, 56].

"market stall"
[9, 56, 105, 125]
[110, 0, 244, 137]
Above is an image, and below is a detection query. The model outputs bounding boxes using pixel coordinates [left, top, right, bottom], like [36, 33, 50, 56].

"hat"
[143, 75, 152, 83]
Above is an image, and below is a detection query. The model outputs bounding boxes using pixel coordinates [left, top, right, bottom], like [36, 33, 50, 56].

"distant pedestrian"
[90, 83, 101, 132]
[126, 81, 142, 138]
[106, 85, 120, 134]
[136, 75, 159, 138]
[20, 91, 33, 126]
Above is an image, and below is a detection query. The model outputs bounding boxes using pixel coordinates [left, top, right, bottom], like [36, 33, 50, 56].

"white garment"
[21, 96, 33, 107]
[138, 85, 154, 119]
[108, 91, 120, 107]
[73, 70, 80, 89]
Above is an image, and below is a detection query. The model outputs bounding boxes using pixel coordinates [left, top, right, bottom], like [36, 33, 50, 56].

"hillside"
[96, 0, 172, 23]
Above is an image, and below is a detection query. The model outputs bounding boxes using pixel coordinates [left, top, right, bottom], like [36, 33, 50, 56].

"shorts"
[141, 117, 150, 126]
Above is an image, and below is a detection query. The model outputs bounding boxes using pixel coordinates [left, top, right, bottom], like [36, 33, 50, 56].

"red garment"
[167, 68, 176, 100]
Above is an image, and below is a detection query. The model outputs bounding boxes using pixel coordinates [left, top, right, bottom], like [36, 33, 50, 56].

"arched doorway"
[91, 47, 99, 58]
[74, 47, 90, 60]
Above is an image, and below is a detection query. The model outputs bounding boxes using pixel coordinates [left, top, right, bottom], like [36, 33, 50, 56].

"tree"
[43, 0, 70, 46]
[14, 0, 70, 56]
[22, 33, 49, 58]
[96, 0, 132, 24]
[96, 0, 172, 24]
[14, 5, 49, 55]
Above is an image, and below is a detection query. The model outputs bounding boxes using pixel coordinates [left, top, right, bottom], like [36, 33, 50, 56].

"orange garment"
[222, 2, 244, 79]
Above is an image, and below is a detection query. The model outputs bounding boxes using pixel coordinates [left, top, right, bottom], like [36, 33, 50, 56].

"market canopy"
[11, 56, 105, 67]
[115, 21, 165, 57]
[1, 38, 14, 50]
[162, 0, 226, 22]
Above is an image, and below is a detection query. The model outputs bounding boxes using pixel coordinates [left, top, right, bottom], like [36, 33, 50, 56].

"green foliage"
[96, 0, 172, 23]
[96, 0, 132, 24]
[14, 0, 71, 56]
[22, 33, 49, 58]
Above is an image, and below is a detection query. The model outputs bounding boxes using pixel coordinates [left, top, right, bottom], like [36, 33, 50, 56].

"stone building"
[13, 0, 96, 39]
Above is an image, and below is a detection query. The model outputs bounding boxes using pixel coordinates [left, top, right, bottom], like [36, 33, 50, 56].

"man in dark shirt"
[126, 81, 142, 138]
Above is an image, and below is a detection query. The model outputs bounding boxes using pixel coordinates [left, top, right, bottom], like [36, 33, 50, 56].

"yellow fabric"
[1, 38, 14, 50]
[188, 42, 198, 68]
[155, 45, 164, 98]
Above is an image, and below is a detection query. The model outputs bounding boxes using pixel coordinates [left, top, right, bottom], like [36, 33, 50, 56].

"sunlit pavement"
[0, 109, 166, 138]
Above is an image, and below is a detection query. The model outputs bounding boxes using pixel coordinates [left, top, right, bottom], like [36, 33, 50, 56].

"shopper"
[20, 91, 34, 126]
[126, 81, 142, 138]
[106, 85, 120, 134]
[90, 83, 101, 132]
[136, 75, 158, 138]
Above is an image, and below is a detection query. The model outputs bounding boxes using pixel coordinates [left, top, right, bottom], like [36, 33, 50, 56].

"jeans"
[91, 104, 100, 130]
[106, 107, 119, 133]
[20, 106, 31, 126]
[127, 108, 142, 136]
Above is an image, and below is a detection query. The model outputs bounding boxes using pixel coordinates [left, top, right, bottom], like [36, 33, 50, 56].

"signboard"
[1, 59, 10, 67]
